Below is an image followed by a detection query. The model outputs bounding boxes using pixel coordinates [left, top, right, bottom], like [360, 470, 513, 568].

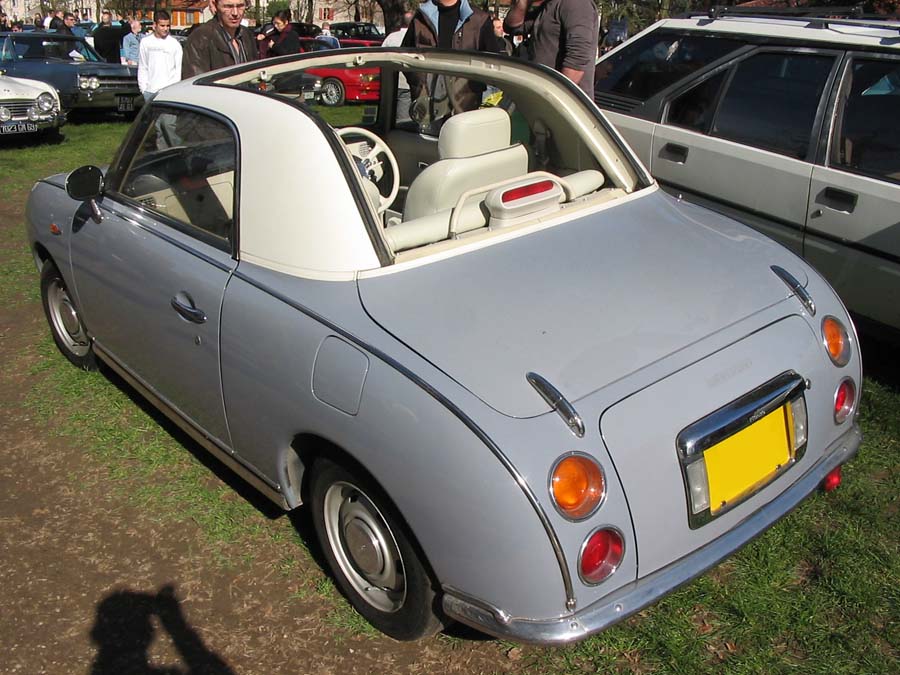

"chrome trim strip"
[771, 265, 816, 316]
[93, 342, 289, 509]
[677, 371, 807, 457]
[526, 372, 585, 438]
[443, 425, 861, 645]
[232, 270, 577, 611]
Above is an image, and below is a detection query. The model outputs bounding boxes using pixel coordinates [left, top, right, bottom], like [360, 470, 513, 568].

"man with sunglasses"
[182, 0, 257, 78]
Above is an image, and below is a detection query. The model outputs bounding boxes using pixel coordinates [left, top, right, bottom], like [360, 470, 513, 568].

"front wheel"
[320, 78, 346, 107]
[40, 260, 97, 370]
[310, 457, 444, 640]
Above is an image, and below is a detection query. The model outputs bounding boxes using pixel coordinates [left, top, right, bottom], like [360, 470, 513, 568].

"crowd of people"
[2, 0, 605, 102]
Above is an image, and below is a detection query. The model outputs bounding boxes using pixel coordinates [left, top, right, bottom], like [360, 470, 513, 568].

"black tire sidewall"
[40, 260, 97, 371]
[310, 457, 443, 641]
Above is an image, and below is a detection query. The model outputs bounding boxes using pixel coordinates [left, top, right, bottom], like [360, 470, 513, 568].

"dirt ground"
[0, 191, 539, 674]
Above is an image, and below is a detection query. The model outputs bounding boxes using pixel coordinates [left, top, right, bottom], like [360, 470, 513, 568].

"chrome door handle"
[171, 295, 207, 324]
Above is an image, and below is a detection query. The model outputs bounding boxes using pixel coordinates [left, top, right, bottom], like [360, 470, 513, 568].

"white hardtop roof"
[655, 15, 900, 50]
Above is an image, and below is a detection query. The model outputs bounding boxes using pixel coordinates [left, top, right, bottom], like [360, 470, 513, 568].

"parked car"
[0, 31, 142, 113]
[27, 47, 861, 645]
[329, 21, 384, 46]
[594, 9, 900, 336]
[297, 37, 380, 105]
[0, 72, 65, 137]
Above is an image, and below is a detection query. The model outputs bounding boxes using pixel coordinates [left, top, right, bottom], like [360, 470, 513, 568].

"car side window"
[711, 52, 834, 160]
[667, 71, 727, 133]
[595, 31, 743, 102]
[831, 58, 900, 184]
[117, 107, 237, 248]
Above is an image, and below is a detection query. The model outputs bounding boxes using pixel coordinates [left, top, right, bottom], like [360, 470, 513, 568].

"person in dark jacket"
[267, 10, 300, 57]
[57, 12, 77, 36]
[182, 0, 258, 78]
[401, 0, 504, 123]
[93, 9, 129, 64]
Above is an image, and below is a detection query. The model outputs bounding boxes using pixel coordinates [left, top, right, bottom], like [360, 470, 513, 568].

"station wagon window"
[667, 71, 727, 133]
[711, 52, 834, 160]
[594, 31, 743, 102]
[116, 107, 237, 248]
[831, 58, 900, 184]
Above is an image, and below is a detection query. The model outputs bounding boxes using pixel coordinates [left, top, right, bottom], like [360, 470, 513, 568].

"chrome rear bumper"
[443, 424, 861, 644]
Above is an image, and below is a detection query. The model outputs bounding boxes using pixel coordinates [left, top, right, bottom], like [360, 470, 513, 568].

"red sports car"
[298, 38, 380, 106]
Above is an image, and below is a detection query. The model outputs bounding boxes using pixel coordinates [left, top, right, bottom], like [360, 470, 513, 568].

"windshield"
[0, 35, 102, 62]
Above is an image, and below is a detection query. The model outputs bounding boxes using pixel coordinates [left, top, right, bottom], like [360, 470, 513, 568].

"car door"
[650, 48, 842, 256]
[69, 105, 239, 446]
[805, 53, 900, 330]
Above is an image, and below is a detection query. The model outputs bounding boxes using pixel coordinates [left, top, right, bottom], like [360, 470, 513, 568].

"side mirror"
[65, 165, 104, 223]
[66, 165, 104, 200]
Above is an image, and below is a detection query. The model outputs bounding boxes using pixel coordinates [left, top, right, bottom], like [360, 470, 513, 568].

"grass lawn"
[2, 119, 898, 674]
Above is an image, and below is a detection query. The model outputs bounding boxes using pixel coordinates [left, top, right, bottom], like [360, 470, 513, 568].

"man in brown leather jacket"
[182, 0, 257, 79]
[402, 0, 504, 120]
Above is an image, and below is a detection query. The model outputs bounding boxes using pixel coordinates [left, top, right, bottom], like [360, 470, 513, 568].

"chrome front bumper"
[443, 424, 861, 645]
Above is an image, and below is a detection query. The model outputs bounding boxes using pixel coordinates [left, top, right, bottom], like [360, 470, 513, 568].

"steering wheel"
[337, 127, 400, 214]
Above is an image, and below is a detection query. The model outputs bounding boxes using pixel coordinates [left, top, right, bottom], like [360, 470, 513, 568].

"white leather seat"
[402, 108, 529, 222]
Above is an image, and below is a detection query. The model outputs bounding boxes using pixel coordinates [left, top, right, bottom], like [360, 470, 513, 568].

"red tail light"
[822, 466, 842, 492]
[834, 379, 855, 424]
[501, 180, 555, 203]
[579, 528, 624, 584]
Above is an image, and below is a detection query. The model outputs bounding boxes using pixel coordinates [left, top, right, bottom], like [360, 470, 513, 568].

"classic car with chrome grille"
[0, 72, 64, 136]
[26, 48, 861, 644]
[0, 31, 141, 113]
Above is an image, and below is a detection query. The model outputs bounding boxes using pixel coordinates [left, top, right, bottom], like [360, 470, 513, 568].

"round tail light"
[579, 528, 624, 584]
[550, 454, 605, 520]
[822, 316, 851, 366]
[834, 378, 855, 424]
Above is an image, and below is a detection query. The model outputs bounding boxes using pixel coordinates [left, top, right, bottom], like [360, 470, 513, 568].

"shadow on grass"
[90, 584, 234, 674]
[96, 361, 284, 522]
[857, 330, 900, 392]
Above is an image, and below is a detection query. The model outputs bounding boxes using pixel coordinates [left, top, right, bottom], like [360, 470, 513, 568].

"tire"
[320, 78, 346, 107]
[310, 457, 444, 641]
[40, 260, 97, 371]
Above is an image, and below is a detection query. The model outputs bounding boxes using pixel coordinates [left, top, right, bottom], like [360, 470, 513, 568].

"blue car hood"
[358, 191, 808, 418]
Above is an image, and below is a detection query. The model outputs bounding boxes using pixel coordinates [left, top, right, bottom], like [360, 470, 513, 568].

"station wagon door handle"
[659, 143, 689, 164]
[171, 293, 207, 324]
[820, 187, 858, 214]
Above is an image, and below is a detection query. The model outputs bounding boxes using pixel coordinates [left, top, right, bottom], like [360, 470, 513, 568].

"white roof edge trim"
[241, 252, 359, 282]
[358, 185, 659, 278]
[655, 17, 900, 47]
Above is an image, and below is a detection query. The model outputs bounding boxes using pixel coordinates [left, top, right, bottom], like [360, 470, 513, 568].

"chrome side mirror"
[65, 165, 104, 223]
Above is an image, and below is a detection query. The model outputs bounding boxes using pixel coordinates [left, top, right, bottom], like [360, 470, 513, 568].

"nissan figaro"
[26, 48, 861, 643]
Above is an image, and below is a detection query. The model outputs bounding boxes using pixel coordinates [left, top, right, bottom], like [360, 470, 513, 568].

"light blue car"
[26, 48, 861, 644]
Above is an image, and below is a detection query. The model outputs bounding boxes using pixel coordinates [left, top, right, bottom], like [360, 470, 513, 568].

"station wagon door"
[805, 53, 900, 330]
[649, 48, 842, 256]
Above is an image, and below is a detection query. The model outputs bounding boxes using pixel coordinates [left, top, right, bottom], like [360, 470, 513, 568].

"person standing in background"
[382, 11, 413, 121]
[182, 0, 257, 78]
[121, 20, 143, 65]
[93, 9, 129, 64]
[138, 11, 182, 101]
[267, 10, 300, 57]
[504, 0, 599, 99]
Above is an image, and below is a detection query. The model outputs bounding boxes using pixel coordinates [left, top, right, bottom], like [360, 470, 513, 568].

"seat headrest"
[438, 108, 512, 160]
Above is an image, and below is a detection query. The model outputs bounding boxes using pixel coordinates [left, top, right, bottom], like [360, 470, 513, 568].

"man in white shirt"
[138, 10, 182, 102]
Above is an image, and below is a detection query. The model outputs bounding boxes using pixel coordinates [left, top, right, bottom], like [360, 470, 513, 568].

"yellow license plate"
[705, 405, 793, 515]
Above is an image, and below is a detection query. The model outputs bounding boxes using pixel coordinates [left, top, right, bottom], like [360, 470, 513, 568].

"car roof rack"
[685, 5, 900, 35]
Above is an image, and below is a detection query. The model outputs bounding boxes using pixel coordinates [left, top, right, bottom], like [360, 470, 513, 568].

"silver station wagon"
[26, 48, 861, 644]
[594, 9, 900, 336]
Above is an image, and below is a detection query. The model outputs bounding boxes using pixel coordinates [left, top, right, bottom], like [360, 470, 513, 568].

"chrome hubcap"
[322, 82, 340, 104]
[323, 481, 406, 613]
[47, 279, 90, 357]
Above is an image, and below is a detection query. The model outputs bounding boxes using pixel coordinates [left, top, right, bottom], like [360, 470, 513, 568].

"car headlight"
[0, 106, 10, 122]
[79, 75, 90, 89]
[89, 76, 100, 90]
[27, 107, 39, 121]
[359, 73, 378, 83]
[37, 92, 55, 112]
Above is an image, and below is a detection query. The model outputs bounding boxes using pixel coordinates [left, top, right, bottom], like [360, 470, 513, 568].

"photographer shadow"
[90, 585, 234, 675]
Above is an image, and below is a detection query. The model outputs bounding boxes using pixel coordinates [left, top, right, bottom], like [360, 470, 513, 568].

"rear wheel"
[40, 260, 97, 370]
[320, 78, 346, 106]
[310, 457, 444, 640]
